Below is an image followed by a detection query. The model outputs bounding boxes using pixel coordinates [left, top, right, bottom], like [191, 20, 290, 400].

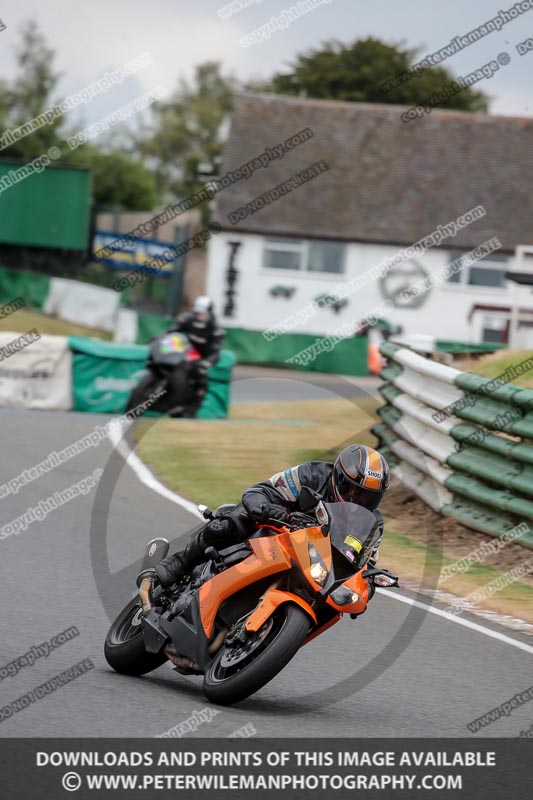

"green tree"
[142, 61, 236, 207]
[1, 20, 64, 160]
[0, 21, 157, 210]
[65, 145, 156, 210]
[255, 37, 488, 112]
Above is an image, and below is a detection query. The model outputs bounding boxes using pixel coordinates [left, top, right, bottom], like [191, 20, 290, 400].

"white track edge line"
[109, 428, 533, 654]
[107, 426, 204, 519]
[378, 588, 533, 654]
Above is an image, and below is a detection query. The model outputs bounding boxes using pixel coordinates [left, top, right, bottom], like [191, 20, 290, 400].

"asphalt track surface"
[1, 369, 532, 738]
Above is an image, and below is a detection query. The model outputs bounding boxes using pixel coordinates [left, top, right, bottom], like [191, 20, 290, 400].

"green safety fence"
[0, 265, 50, 310]
[69, 336, 235, 418]
[436, 340, 506, 355]
[223, 327, 368, 376]
[136, 312, 173, 344]
[373, 342, 533, 549]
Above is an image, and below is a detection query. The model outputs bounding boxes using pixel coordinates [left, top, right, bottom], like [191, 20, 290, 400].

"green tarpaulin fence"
[69, 336, 235, 418]
[223, 327, 368, 376]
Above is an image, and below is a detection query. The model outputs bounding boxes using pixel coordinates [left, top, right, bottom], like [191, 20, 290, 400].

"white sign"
[0, 332, 72, 410]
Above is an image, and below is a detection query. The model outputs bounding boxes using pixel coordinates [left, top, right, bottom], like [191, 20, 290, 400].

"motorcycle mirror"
[299, 486, 322, 513]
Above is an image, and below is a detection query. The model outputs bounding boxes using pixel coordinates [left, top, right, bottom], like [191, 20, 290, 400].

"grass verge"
[135, 397, 378, 510]
[0, 308, 111, 339]
[381, 526, 533, 623]
[460, 348, 533, 388]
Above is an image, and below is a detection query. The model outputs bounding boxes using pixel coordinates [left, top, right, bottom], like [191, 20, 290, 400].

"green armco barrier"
[379, 341, 402, 359]
[507, 386, 533, 411]
[454, 372, 523, 404]
[450, 423, 533, 466]
[0, 265, 50, 309]
[449, 395, 533, 438]
[375, 343, 533, 549]
[447, 447, 533, 498]
[379, 383, 401, 405]
[68, 336, 235, 418]
[372, 422, 396, 449]
[442, 499, 533, 547]
[136, 312, 173, 344]
[376, 403, 402, 429]
[445, 472, 533, 520]
[380, 361, 403, 383]
[223, 327, 368, 376]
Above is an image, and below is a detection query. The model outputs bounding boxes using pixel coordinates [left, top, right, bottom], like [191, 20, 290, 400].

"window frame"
[445, 250, 508, 290]
[261, 236, 346, 277]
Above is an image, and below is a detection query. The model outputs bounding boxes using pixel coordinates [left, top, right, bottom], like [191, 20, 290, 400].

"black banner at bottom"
[0, 738, 530, 799]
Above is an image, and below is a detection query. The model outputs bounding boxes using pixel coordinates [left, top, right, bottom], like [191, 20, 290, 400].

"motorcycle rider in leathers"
[155, 444, 390, 590]
[166, 296, 224, 416]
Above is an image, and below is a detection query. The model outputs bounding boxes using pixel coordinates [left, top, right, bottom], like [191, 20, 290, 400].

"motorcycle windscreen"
[150, 333, 189, 365]
[322, 502, 381, 570]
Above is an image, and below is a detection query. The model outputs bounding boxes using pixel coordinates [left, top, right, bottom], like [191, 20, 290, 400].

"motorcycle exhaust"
[139, 576, 154, 614]
[164, 645, 203, 675]
[207, 626, 229, 655]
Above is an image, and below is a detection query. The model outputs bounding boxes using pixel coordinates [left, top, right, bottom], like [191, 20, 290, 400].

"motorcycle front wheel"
[125, 373, 164, 414]
[104, 597, 167, 676]
[203, 604, 310, 705]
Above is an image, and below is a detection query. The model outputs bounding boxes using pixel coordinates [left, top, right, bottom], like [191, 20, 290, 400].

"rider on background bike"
[155, 444, 391, 588]
[167, 296, 224, 415]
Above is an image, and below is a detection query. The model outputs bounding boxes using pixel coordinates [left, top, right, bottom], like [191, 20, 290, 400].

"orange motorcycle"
[104, 488, 399, 705]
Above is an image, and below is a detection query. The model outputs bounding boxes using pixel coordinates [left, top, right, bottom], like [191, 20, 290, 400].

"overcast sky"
[1, 0, 531, 126]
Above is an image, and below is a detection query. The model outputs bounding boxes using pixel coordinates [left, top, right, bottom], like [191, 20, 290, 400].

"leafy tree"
[255, 37, 488, 112]
[141, 61, 237, 206]
[1, 20, 64, 160]
[0, 21, 157, 210]
[74, 148, 157, 210]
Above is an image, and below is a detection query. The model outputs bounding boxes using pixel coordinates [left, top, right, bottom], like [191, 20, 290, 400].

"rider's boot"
[154, 519, 229, 588]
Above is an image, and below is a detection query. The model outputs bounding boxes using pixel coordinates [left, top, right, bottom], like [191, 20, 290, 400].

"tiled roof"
[214, 92, 533, 251]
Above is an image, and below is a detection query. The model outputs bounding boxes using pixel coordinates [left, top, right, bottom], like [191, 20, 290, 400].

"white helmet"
[192, 296, 213, 317]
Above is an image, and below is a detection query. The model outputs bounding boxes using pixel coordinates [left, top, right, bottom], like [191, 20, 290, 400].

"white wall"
[207, 232, 533, 343]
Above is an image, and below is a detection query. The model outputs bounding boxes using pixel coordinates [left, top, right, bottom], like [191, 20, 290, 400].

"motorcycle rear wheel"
[104, 597, 167, 676]
[202, 604, 310, 705]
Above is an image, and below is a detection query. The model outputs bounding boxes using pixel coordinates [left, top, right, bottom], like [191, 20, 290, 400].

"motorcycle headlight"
[308, 543, 329, 586]
[310, 562, 328, 584]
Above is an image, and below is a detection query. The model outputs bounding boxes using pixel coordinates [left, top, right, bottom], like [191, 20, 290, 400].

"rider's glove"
[253, 503, 291, 525]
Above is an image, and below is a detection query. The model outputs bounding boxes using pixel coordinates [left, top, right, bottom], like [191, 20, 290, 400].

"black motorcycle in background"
[126, 332, 202, 417]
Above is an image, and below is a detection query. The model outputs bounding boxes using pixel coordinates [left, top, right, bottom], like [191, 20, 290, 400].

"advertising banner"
[0, 332, 72, 410]
[43, 278, 121, 333]
[92, 230, 175, 275]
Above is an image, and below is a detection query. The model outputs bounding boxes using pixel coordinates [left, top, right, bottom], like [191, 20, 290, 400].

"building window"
[308, 241, 345, 274]
[263, 238, 304, 271]
[263, 237, 345, 274]
[447, 251, 507, 288]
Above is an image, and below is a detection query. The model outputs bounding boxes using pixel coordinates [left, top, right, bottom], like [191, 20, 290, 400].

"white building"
[207, 93, 533, 373]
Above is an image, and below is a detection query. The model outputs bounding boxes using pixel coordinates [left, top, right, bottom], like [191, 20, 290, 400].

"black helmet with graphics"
[331, 445, 390, 511]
